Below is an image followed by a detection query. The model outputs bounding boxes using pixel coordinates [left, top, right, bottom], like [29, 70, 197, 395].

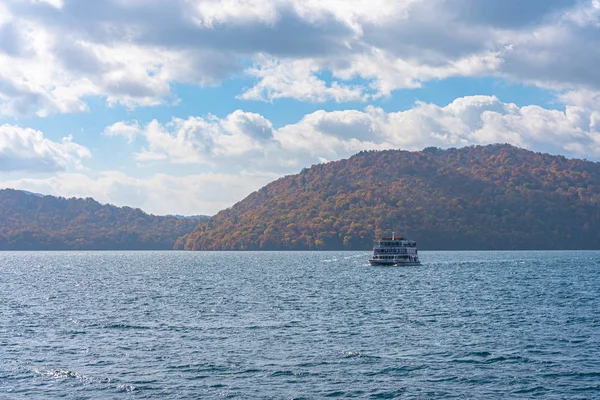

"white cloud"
[101, 111, 281, 170]
[0, 124, 90, 172]
[331, 48, 505, 98]
[188, 0, 280, 27]
[272, 95, 600, 163]
[557, 89, 600, 110]
[120, 111, 275, 165]
[103, 120, 141, 143]
[0, 0, 597, 114]
[0, 3, 241, 116]
[0, 3, 12, 26]
[290, 0, 412, 29]
[239, 56, 367, 102]
[235, 0, 600, 102]
[32, 0, 64, 9]
[105, 96, 600, 172]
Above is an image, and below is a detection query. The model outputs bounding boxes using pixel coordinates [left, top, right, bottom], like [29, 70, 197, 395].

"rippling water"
[1, 251, 599, 399]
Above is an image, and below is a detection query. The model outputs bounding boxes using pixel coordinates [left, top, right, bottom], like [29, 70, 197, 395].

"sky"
[1, 0, 600, 216]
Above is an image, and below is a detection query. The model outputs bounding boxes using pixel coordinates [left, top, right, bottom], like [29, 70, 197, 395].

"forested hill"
[0, 189, 201, 250]
[181, 144, 600, 250]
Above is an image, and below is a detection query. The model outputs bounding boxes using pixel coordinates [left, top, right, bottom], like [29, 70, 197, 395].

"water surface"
[1, 251, 599, 398]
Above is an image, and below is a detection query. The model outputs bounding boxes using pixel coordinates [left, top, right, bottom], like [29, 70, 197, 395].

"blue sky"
[1, 0, 600, 215]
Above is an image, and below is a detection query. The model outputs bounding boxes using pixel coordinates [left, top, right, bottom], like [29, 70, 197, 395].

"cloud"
[105, 110, 276, 165]
[188, 0, 280, 27]
[33, 0, 65, 9]
[103, 120, 141, 143]
[497, 10, 600, 91]
[0, 0, 354, 115]
[106, 96, 600, 172]
[279, 95, 600, 161]
[235, 0, 598, 102]
[239, 56, 368, 102]
[454, 0, 577, 28]
[558, 89, 600, 111]
[0, 0, 597, 114]
[0, 124, 90, 172]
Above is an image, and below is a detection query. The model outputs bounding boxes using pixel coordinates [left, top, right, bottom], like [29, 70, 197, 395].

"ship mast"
[392, 231, 395, 240]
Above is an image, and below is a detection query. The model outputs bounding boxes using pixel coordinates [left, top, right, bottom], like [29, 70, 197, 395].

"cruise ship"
[369, 233, 421, 266]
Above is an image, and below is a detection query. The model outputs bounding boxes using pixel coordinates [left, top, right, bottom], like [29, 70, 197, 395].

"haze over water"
[1, 251, 599, 399]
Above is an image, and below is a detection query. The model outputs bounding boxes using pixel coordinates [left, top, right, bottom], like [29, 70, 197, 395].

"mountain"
[181, 144, 600, 250]
[0, 189, 201, 250]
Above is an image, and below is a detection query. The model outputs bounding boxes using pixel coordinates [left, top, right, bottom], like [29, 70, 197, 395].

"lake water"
[1, 251, 599, 399]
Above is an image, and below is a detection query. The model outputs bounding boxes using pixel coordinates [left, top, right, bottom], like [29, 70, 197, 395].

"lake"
[1, 251, 599, 398]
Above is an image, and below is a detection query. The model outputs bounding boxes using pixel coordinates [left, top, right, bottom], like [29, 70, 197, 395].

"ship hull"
[369, 259, 421, 266]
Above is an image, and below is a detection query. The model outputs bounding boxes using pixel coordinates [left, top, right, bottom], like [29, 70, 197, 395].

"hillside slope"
[0, 190, 201, 250]
[182, 144, 600, 250]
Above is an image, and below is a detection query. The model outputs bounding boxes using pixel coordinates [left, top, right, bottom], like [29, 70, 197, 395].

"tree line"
[0, 190, 201, 250]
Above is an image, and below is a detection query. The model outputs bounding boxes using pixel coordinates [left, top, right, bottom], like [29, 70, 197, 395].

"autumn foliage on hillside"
[182, 144, 600, 250]
[0, 190, 201, 250]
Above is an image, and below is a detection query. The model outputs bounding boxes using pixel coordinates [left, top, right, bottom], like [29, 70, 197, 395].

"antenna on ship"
[392, 231, 395, 240]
